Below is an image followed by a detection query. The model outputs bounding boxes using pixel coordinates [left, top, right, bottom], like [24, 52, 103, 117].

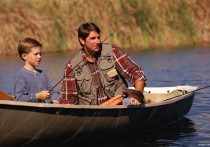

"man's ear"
[79, 37, 85, 45]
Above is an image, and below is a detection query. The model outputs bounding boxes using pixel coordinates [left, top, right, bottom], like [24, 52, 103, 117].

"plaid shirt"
[60, 44, 146, 104]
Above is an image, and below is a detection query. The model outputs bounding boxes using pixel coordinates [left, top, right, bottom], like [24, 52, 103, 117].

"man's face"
[80, 31, 101, 55]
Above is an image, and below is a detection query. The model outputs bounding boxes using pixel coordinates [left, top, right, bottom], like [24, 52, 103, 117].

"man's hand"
[123, 88, 145, 104]
[129, 97, 141, 105]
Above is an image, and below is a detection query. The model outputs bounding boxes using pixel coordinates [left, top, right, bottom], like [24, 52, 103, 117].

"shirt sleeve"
[14, 77, 37, 102]
[60, 62, 78, 104]
[112, 44, 147, 85]
[44, 72, 60, 103]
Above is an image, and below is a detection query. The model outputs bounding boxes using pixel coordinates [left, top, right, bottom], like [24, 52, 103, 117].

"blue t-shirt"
[14, 67, 60, 103]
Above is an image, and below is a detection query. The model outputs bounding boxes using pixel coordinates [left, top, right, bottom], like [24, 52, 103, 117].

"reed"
[0, 0, 209, 55]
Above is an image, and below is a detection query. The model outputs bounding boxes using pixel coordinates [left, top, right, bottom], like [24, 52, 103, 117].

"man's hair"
[18, 38, 42, 61]
[78, 22, 100, 46]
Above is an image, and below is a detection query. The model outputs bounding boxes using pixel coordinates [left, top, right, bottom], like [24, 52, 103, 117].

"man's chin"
[94, 47, 100, 51]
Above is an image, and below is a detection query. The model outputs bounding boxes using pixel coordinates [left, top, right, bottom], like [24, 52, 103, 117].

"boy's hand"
[36, 90, 50, 100]
[52, 100, 60, 104]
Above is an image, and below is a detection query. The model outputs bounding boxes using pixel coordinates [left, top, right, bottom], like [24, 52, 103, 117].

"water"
[0, 47, 210, 146]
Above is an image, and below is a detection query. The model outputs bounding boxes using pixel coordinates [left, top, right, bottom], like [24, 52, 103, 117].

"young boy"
[14, 38, 60, 104]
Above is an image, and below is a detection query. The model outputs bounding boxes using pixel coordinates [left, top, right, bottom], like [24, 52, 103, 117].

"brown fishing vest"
[71, 43, 128, 105]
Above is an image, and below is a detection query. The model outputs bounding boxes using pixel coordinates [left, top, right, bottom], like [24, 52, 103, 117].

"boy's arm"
[44, 73, 60, 103]
[14, 79, 37, 102]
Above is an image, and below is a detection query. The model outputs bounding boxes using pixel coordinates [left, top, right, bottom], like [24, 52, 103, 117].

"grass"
[0, 0, 209, 55]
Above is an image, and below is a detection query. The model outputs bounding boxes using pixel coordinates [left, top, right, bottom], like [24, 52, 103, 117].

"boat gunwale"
[0, 86, 197, 109]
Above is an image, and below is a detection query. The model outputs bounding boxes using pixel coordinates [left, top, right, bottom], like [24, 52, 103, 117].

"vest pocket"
[101, 67, 120, 98]
[75, 72, 92, 94]
[101, 64, 119, 82]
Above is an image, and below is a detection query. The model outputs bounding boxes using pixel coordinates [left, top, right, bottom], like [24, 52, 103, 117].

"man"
[60, 22, 146, 105]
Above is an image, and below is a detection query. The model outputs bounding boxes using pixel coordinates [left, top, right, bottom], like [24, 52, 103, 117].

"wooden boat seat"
[144, 90, 183, 104]
[0, 91, 14, 101]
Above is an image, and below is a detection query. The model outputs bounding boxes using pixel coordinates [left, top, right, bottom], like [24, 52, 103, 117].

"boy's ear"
[21, 53, 28, 60]
[79, 37, 85, 45]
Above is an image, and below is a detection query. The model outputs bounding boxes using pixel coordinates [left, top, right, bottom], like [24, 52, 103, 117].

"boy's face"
[80, 31, 101, 55]
[22, 46, 42, 67]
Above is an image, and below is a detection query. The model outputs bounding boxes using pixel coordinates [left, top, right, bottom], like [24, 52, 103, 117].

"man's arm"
[112, 44, 147, 86]
[134, 80, 145, 92]
[60, 62, 78, 104]
[112, 44, 147, 105]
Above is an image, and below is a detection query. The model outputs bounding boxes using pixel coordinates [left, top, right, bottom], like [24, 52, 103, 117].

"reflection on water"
[97, 117, 196, 147]
[0, 47, 210, 146]
[27, 117, 196, 147]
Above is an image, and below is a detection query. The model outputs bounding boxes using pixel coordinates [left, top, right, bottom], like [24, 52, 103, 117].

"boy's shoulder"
[15, 67, 26, 75]
[15, 68, 45, 76]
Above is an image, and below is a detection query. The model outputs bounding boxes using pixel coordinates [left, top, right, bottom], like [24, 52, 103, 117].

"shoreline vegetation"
[0, 0, 209, 56]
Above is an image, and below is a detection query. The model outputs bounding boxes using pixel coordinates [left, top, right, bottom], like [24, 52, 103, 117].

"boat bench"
[143, 90, 183, 104]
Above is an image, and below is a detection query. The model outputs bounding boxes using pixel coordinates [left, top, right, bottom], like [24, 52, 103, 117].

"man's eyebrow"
[90, 36, 100, 39]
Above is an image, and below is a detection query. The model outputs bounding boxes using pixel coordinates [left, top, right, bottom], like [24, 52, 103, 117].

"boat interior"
[0, 87, 194, 106]
[143, 89, 188, 104]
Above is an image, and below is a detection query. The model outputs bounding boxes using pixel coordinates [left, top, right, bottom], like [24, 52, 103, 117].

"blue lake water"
[0, 47, 210, 146]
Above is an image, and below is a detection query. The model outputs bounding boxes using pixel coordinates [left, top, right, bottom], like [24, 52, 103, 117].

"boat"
[0, 85, 197, 146]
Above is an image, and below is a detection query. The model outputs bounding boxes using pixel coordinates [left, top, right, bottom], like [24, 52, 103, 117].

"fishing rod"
[49, 30, 117, 92]
[163, 85, 210, 102]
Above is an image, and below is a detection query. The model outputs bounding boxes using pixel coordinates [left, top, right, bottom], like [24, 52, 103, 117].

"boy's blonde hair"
[18, 38, 42, 61]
